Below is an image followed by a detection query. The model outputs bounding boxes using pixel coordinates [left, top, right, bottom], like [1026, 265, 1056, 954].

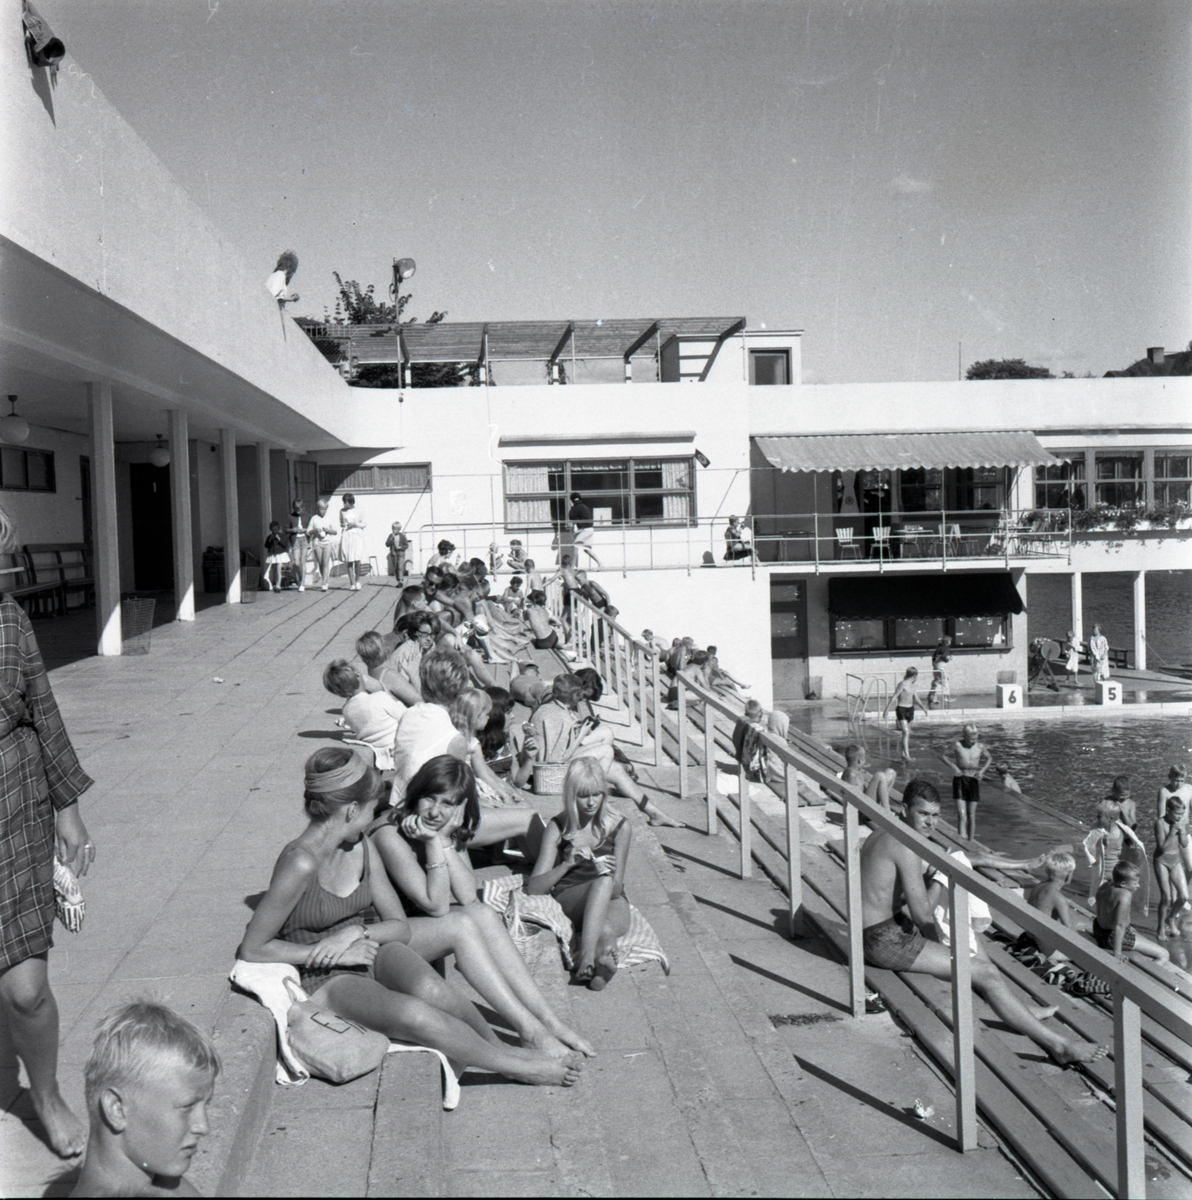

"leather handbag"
[283, 978, 388, 1084]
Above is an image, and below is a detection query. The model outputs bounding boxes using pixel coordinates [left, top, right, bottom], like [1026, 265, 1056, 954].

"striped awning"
[753, 431, 1060, 473]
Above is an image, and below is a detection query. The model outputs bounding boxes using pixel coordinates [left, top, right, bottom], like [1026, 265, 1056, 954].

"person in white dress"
[1089, 624, 1110, 682]
[339, 492, 367, 591]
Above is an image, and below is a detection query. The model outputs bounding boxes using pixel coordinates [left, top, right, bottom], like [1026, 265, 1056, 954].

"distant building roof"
[1104, 345, 1192, 377]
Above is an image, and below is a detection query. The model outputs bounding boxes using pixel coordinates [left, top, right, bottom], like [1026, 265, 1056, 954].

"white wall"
[1, 424, 88, 548]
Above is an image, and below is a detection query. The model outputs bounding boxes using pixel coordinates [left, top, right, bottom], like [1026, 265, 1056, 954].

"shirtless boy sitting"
[526, 590, 567, 651]
[1022, 851, 1079, 961]
[859, 779, 1106, 1066]
[840, 744, 898, 812]
[1093, 861, 1169, 966]
[942, 723, 993, 841]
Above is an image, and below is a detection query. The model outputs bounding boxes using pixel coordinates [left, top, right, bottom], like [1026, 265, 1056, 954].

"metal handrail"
[664, 666, 1190, 1197]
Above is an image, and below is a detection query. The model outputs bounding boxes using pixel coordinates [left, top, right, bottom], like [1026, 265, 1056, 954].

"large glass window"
[1155, 453, 1192, 506]
[1095, 452, 1144, 507]
[0, 448, 54, 493]
[1035, 456, 1085, 509]
[898, 468, 942, 512]
[502, 457, 695, 528]
[318, 463, 431, 495]
[830, 614, 1010, 654]
[950, 466, 1006, 512]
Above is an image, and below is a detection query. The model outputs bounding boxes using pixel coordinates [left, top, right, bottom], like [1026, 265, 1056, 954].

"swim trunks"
[1092, 920, 1136, 953]
[952, 776, 980, 804]
[895, 706, 914, 724]
[532, 632, 559, 650]
[862, 914, 926, 970]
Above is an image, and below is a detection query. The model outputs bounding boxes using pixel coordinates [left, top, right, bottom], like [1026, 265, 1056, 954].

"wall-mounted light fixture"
[22, 0, 64, 69]
[0, 396, 30, 444]
[149, 435, 171, 469]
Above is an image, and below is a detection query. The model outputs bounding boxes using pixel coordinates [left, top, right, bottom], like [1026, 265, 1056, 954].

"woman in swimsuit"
[528, 758, 632, 990]
[884, 667, 928, 762]
[238, 747, 582, 1087]
[370, 754, 594, 1058]
[1154, 796, 1190, 940]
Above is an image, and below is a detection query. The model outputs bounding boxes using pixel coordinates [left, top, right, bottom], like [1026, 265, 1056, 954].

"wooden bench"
[25, 543, 95, 610]
[0, 551, 64, 617]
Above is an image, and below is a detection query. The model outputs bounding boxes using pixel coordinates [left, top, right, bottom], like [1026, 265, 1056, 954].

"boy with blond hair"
[73, 1001, 220, 1197]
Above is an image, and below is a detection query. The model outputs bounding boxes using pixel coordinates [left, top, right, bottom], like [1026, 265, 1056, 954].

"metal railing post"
[704, 710, 718, 836]
[738, 755, 752, 879]
[636, 646, 646, 746]
[1114, 987, 1145, 1199]
[842, 800, 866, 1018]
[785, 762, 804, 937]
[651, 654, 662, 767]
[949, 880, 977, 1152]
[676, 676, 688, 800]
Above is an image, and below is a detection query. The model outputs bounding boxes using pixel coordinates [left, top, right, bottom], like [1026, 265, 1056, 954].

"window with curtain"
[1094, 452, 1144, 507]
[502, 457, 695, 528]
[1035, 456, 1085, 509]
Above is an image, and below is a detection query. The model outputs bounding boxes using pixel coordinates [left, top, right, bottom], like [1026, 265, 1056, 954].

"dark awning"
[754, 431, 1060, 473]
[828, 572, 1025, 621]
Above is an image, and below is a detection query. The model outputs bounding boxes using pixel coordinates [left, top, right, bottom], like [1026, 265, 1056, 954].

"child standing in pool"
[1083, 799, 1145, 907]
[942, 723, 992, 841]
[1157, 765, 1192, 874]
[1154, 796, 1190, 940]
[884, 667, 928, 762]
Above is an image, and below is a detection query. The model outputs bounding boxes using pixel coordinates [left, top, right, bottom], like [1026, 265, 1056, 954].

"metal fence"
[412, 508, 1071, 576]
[567, 592, 1191, 1198]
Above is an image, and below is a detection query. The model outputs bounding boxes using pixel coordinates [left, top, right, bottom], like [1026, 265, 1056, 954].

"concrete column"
[1132, 571, 1146, 671]
[256, 442, 272, 543]
[1070, 572, 1083, 645]
[168, 409, 195, 621]
[87, 382, 122, 655]
[1084, 450, 1097, 509]
[220, 428, 241, 604]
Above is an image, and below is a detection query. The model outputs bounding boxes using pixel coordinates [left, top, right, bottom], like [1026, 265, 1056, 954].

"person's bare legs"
[907, 940, 1106, 1064]
[317, 963, 582, 1086]
[0, 955, 85, 1157]
[896, 718, 911, 762]
[605, 762, 681, 827]
[967, 800, 979, 842]
[866, 769, 897, 812]
[1127, 931, 1170, 966]
[406, 913, 571, 1057]
[376, 940, 497, 1042]
[954, 794, 969, 839]
[460, 905, 596, 1054]
[1156, 862, 1174, 939]
[555, 878, 631, 989]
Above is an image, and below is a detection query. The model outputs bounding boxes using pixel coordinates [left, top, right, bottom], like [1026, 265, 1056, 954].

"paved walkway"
[2, 585, 1035, 1197]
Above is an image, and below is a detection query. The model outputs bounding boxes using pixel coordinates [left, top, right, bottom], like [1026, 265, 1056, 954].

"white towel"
[229, 960, 460, 1109]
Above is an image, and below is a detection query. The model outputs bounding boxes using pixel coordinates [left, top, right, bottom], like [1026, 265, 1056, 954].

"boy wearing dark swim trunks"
[942, 723, 992, 841]
[1093, 862, 1168, 966]
[884, 667, 927, 763]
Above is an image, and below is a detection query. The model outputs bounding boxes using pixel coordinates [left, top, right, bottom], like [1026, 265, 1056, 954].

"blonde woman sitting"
[528, 758, 631, 990]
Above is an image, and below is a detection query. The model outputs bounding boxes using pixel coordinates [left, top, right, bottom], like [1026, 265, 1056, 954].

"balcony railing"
[409, 508, 1070, 575]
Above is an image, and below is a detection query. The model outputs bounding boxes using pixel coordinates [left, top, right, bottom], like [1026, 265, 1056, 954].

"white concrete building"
[3, 0, 1189, 708]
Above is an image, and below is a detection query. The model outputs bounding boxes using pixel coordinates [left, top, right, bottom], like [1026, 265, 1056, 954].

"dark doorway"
[771, 576, 810, 702]
[79, 455, 93, 551]
[129, 463, 173, 590]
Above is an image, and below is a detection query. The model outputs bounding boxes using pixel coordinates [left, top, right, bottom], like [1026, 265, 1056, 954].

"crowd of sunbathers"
[853, 752, 1191, 1068]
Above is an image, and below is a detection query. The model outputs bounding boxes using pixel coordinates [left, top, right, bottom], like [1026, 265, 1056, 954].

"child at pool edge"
[942, 723, 993, 842]
[72, 1000, 220, 1198]
[1093, 861, 1168, 966]
[1154, 795, 1190, 940]
[1083, 799, 1145, 907]
[1023, 851, 1079, 962]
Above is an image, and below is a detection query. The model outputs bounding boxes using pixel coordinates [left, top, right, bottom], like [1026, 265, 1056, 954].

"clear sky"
[46, 0, 1192, 382]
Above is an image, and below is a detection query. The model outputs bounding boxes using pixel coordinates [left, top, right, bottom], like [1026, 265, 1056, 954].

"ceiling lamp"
[148, 434, 171, 469]
[0, 396, 29, 444]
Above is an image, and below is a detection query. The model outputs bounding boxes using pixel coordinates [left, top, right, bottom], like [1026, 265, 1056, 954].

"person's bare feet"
[521, 1024, 572, 1059]
[588, 953, 617, 992]
[572, 959, 595, 985]
[1029, 1004, 1058, 1021]
[1053, 1040, 1109, 1067]
[552, 1023, 596, 1057]
[31, 1089, 85, 1158]
[644, 802, 682, 828]
[506, 1049, 584, 1086]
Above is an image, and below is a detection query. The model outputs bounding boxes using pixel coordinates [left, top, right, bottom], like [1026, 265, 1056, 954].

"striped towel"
[614, 904, 670, 975]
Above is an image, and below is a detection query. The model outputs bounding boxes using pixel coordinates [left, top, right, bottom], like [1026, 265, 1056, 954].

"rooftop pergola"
[306, 316, 747, 382]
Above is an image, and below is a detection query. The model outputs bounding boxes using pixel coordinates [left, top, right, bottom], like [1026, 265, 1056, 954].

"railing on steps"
[565, 596, 1190, 1198]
